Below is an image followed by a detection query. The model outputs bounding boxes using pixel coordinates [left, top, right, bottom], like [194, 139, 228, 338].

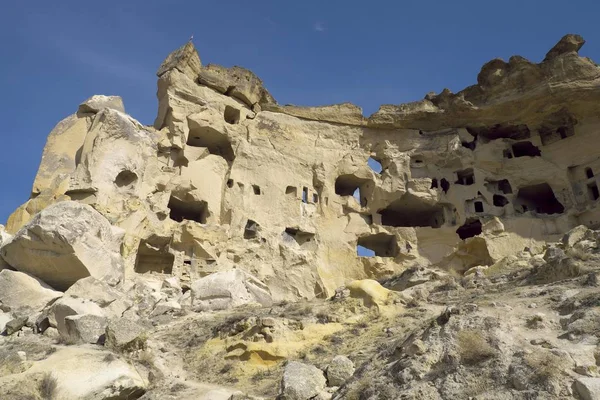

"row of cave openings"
[355, 179, 566, 257]
[461, 118, 576, 152]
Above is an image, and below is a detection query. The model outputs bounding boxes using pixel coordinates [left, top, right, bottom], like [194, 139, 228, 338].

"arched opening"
[224, 106, 241, 124]
[114, 170, 138, 188]
[441, 178, 450, 193]
[586, 167, 594, 179]
[368, 157, 383, 174]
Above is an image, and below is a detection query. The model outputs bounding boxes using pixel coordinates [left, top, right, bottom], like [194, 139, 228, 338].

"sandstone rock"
[0, 269, 62, 315]
[157, 41, 202, 80]
[544, 34, 585, 61]
[65, 276, 122, 307]
[574, 377, 600, 400]
[280, 361, 326, 400]
[78, 95, 125, 114]
[326, 355, 355, 386]
[191, 269, 273, 311]
[0, 312, 12, 333]
[150, 299, 181, 316]
[22, 347, 146, 399]
[1, 201, 125, 290]
[197, 64, 275, 108]
[64, 314, 107, 344]
[105, 318, 148, 351]
[28, 113, 90, 200]
[4, 316, 27, 335]
[562, 225, 592, 248]
[52, 296, 105, 339]
[346, 279, 390, 308]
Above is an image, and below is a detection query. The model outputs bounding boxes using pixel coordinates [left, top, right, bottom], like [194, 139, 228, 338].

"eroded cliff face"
[6, 34, 600, 302]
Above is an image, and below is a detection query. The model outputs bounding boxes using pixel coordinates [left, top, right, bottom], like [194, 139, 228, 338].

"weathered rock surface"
[2, 201, 124, 290]
[64, 314, 107, 344]
[105, 318, 148, 351]
[78, 95, 125, 114]
[4, 33, 600, 400]
[326, 356, 355, 387]
[280, 361, 326, 400]
[0, 269, 62, 315]
[191, 269, 273, 310]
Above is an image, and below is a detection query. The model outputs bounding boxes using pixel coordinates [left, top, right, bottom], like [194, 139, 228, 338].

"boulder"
[78, 95, 125, 114]
[7, 347, 146, 399]
[0, 269, 62, 315]
[52, 296, 105, 339]
[326, 355, 355, 386]
[191, 269, 273, 311]
[280, 361, 326, 400]
[105, 318, 148, 351]
[64, 314, 107, 344]
[1, 201, 125, 290]
[574, 377, 600, 400]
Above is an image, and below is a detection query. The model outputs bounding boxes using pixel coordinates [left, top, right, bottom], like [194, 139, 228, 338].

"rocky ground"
[2, 224, 600, 399]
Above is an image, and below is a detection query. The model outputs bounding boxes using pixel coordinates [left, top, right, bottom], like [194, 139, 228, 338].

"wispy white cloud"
[314, 21, 325, 32]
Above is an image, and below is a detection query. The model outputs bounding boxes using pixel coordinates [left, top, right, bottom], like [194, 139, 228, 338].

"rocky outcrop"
[191, 269, 273, 310]
[2, 201, 124, 290]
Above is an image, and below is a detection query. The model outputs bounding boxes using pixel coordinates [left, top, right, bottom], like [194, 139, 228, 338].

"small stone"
[5, 316, 27, 335]
[574, 377, 600, 400]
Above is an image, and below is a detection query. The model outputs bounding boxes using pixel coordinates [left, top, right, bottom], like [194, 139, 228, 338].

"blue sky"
[2, 0, 600, 225]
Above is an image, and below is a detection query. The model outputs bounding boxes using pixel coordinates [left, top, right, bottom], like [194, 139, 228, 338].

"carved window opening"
[586, 168, 594, 179]
[168, 196, 208, 223]
[511, 141, 541, 158]
[378, 194, 445, 228]
[455, 169, 475, 186]
[456, 218, 482, 240]
[134, 239, 174, 274]
[493, 195, 509, 207]
[224, 105, 240, 124]
[253, 185, 261, 195]
[588, 182, 599, 201]
[244, 219, 259, 239]
[474, 201, 484, 213]
[357, 233, 398, 257]
[368, 157, 383, 174]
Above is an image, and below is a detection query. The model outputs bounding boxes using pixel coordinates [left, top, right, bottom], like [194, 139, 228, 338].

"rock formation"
[1, 34, 600, 399]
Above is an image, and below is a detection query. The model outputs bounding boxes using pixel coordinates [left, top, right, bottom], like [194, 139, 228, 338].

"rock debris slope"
[1, 34, 600, 399]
